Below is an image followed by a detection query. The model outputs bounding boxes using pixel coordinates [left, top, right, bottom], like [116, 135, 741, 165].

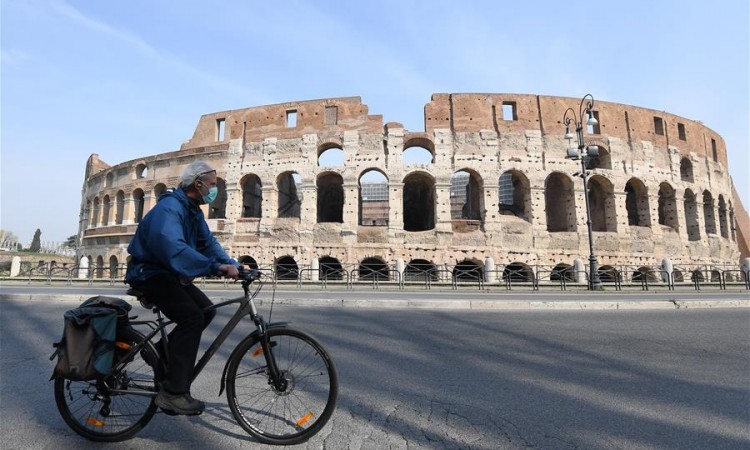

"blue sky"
[1, 0, 748, 245]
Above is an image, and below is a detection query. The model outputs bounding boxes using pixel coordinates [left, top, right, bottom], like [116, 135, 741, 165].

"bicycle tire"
[54, 327, 161, 442]
[226, 327, 338, 445]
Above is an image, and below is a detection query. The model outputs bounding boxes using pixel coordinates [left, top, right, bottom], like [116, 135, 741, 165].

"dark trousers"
[137, 274, 216, 394]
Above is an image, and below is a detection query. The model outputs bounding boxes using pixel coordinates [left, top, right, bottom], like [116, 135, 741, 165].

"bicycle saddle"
[126, 288, 155, 310]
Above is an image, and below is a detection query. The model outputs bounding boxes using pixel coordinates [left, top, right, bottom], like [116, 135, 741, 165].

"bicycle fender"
[218, 322, 289, 396]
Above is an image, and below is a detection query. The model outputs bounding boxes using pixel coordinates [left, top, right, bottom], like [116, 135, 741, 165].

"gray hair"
[180, 161, 216, 188]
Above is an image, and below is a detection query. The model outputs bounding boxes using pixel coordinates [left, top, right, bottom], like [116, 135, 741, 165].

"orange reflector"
[252, 347, 263, 358]
[296, 412, 314, 427]
[85, 417, 104, 427]
[115, 341, 131, 350]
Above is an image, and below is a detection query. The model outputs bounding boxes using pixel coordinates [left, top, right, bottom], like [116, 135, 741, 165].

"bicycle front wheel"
[54, 327, 161, 442]
[226, 327, 338, 445]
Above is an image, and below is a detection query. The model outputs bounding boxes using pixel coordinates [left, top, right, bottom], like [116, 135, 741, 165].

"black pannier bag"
[50, 296, 133, 381]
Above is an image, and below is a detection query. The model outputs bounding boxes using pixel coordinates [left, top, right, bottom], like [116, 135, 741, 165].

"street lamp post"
[563, 94, 602, 290]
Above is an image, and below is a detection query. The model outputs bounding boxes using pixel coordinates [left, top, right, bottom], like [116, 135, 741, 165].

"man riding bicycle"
[125, 160, 240, 415]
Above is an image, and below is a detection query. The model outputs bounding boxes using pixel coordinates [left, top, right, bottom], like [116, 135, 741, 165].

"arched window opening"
[588, 176, 617, 232]
[318, 146, 344, 167]
[673, 270, 684, 283]
[702, 191, 716, 235]
[402, 144, 434, 165]
[96, 255, 104, 279]
[317, 172, 344, 223]
[208, 178, 227, 219]
[275, 256, 298, 280]
[319, 256, 343, 280]
[680, 158, 694, 183]
[154, 183, 167, 201]
[450, 170, 484, 232]
[710, 269, 722, 282]
[133, 189, 145, 223]
[359, 170, 389, 226]
[136, 163, 148, 179]
[545, 173, 576, 232]
[550, 263, 575, 282]
[503, 262, 534, 283]
[115, 191, 125, 225]
[632, 266, 658, 283]
[684, 189, 700, 241]
[102, 195, 111, 226]
[405, 259, 438, 282]
[624, 178, 650, 227]
[499, 170, 531, 222]
[598, 265, 620, 283]
[453, 259, 483, 281]
[241, 174, 263, 218]
[585, 146, 612, 170]
[278, 172, 302, 218]
[109, 255, 119, 280]
[91, 198, 100, 227]
[718, 195, 728, 238]
[359, 257, 389, 281]
[105, 172, 114, 188]
[403, 172, 435, 232]
[238, 255, 258, 270]
[658, 183, 679, 230]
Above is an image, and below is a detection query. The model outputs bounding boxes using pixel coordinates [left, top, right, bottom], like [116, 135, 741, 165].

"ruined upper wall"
[424, 93, 728, 166]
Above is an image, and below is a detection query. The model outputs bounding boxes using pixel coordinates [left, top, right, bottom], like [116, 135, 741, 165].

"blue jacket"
[125, 187, 238, 285]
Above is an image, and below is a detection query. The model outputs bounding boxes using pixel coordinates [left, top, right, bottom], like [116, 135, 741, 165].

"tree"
[30, 229, 42, 253]
[64, 235, 77, 248]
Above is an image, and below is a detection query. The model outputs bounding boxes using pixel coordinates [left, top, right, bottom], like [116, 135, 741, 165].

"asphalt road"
[1, 298, 748, 449]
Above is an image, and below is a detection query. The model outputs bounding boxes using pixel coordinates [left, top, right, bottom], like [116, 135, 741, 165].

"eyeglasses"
[195, 169, 216, 181]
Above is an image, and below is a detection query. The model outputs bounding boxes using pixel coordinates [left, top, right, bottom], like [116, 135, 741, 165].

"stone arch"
[403, 171, 436, 232]
[208, 177, 227, 219]
[588, 175, 617, 232]
[680, 157, 694, 182]
[277, 172, 302, 218]
[96, 255, 105, 278]
[499, 170, 531, 222]
[319, 256, 344, 280]
[403, 136, 435, 165]
[359, 256, 389, 280]
[702, 190, 716, 235]
[109, 255, 119, 279]
[133, 188, 145, 223]
[135, 162, 148, 179]
[586, 145, 612, 170]
[503, 262, 534, 282]
[317, 172, 344, 223]
[102, 195, 111, 226]
[545, 172, 577, 232]
[405, 259, 438, 282]
[453, 259, 483, 281]
[718, 195, 728, 238]
[450, 169, 484, 230]
[658, 182, 679, 230]
[550, 263, 575, 282]
[275, 255, 298, 280]
[598, 265, 620, 283]
[238, 255, 258, 270]
[318, 144, 344, 167]
[684, 189, 700, 241]
[359, 169, 389, 226]
[240, 173, 263, 218]
[624, 178, 651, 227]
[154, 183, 167, 200]
[91, 197, 100, 227]
[632, 266, 658, 283]
[105, 172, 114, 188]
[115, 190, 125, 225]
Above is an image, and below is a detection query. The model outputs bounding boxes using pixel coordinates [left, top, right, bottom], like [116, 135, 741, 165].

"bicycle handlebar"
[238, 268, 262, 283]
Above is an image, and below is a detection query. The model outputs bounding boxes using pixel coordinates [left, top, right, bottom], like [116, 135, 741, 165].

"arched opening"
[359, 170, 389, 226]
[545, 173, 576, 232]
[359, 257, 389, 280]
[402, 138, 434, 165]
[238, 255, 258, 270]
[625, 178, 650, 227]
[275, 256, 298, 280]
[718, 195, 728, 238]
[588, 176, 617, 232]
[115, 190, 125, 225]
[317, 172, 344, 223]
[154, 183, 167, 200]
[450, 170, 484, 231]
[597, 265, 619, 283]
[101, 195, 111, 226]
[133, 189, 145, 223]
[586, 145, 612, 170]
[109, 255, 119, 280]
[403, 172, 435, 232]
[658, 182, 679, 230]
[208, 177, 227, 219]
[632, 266, 658, 283]
[105, 172, 114, 188]
[499, 170, 531, 222]
[691, 270, 704, 283]
[673, 269, 684, 283]
[503, 262, 533, 283]
[278, 172, 302, 218]
[680, 157, 694, 182]
[135, 163, 148, 179]
[319, 256, 344, 280]
[453, 259, 483, 281]
[96, 255, 104, 278]
[684, 189, 700, 241]
[550, 263, 575, 282]
[318, 145, 344, 167]
[405, 259, 438, 282]
[702, 191, 716, 235]
[241, 174, 263, 218]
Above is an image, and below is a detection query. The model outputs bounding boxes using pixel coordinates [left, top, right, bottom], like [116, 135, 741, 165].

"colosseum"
[77, 93, 749, 286]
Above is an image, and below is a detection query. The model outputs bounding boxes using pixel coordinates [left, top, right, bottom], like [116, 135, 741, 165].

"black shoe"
[155, 390, 205, 416]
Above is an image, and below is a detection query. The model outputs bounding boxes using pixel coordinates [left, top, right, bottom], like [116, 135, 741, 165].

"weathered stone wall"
[77, 94, 745, 275]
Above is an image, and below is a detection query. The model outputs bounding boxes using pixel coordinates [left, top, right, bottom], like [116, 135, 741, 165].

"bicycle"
[52, 269, 338, 445]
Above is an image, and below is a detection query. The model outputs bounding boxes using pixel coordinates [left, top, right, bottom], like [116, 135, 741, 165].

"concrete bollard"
[78, 256, 89, 280]
[573, 259, 585, 283]
[484, 256, 496, 283]
[10, 256, 21, 277]
[661, 258, 673, 283]
[311, 258, 319, 281]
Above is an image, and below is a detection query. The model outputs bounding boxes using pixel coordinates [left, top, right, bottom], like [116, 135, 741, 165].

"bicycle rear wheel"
[226, 327, 338, 445]
[54, 327, 161, 441]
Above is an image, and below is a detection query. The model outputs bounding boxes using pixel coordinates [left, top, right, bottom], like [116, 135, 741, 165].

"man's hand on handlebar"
[218, 264, 240, 279]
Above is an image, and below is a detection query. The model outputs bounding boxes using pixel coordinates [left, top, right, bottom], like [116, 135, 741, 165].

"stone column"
[434, 181, 453, 233]
[342, 181, 359, 233]
[388, 182, 404, 233]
